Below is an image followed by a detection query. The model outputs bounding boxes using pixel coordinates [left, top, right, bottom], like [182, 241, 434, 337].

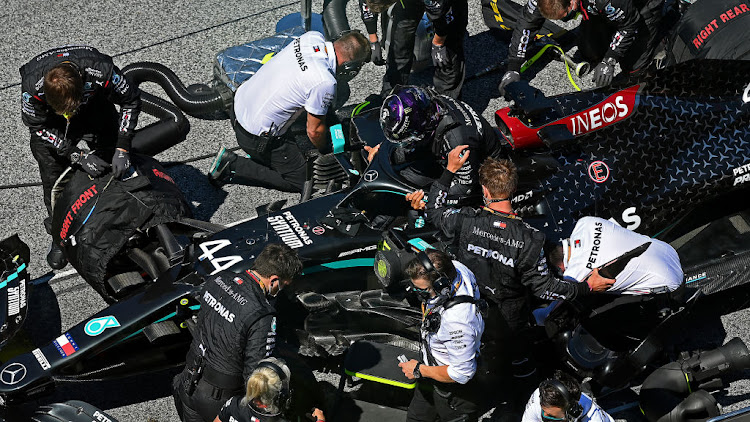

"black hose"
[131, 92, 191, 156]
[322, 0, 351, 40]
[122, 62, 229, 119]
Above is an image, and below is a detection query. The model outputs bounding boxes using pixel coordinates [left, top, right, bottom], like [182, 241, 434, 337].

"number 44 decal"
[198, 239, 243, 275]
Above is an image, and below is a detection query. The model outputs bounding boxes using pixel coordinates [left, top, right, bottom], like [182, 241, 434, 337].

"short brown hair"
[251, 243, 303, 282]
[365, 0, 398, 13]
[44, 63, 83, 115]
[404, 249, 457, 283]
[538, 0, 572, 19]
[333, 31, 371, 63]
[479, 157, 518, 199]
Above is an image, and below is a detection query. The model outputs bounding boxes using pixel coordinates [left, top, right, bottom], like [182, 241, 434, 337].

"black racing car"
[0, 2, 749, 414]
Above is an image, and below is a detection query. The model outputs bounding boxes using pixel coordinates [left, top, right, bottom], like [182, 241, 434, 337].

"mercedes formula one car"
[1, 55, 749, 413]
[1, 2, 749, 416]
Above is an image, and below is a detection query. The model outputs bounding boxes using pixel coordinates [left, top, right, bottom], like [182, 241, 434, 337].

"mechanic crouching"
[208, 30, 371, 193]
[398, 249, 485, 422]
[499, 0, 665, 91]
[20, 45, 141, 270]
[214, 357, 325, 422]
[173, 244, 303, 422]
[426, 150, 614, 418]
[545, 216, 684, 348]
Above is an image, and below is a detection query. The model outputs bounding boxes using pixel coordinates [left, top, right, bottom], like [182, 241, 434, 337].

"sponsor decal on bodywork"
[588, 161, 610, 183]
[33, 348, 51, 370]
[267, 211, 312, 249]
[84, 315, 121, 336]
[338, 244, 377, 257]
[732, 162, 750, 186]
[568, 86, 638, 136]
[54, 333, 79, 357]
[7, 281, 26, 316]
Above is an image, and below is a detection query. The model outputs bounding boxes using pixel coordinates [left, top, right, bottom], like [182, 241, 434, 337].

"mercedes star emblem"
[1, 363, 26, 385]
[363, 170, 378, 182]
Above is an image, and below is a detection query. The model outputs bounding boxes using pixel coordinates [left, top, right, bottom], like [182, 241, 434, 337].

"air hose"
[122, 62, 230, 119]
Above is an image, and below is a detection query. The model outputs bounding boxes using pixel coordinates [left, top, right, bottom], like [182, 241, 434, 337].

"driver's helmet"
[380, 85, 440, 148]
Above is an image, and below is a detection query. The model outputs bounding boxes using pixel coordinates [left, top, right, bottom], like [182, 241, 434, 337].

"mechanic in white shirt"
[399, 249, 485, 422]
[544, 216, 684, 348]
[522, 371, 614, 422]
[553, 216, 683, 295]
[208, 30, 370, 193]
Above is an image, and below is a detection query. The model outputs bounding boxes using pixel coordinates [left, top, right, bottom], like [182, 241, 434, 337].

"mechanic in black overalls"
[499, 0, 665, 91]
[375, 85, 503, 211]
[173, 244, 303, 422]
[425, 153, 614, 418]
[359, 0, 388, 66]
[398, 249, 484, 422]
[366, 0, 468, 99]
[19, 45, 141, 269]
[215, 357, 326, 422]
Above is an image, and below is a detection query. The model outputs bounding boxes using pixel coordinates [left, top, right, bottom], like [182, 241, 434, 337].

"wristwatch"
[69, 151, 81, 164]
[413, 362, 422, 379]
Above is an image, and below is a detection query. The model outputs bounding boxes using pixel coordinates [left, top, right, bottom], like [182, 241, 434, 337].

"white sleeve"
[522, 388, 543, 422]
[305, 80, 336, 116]
[439, 308, 479, 384]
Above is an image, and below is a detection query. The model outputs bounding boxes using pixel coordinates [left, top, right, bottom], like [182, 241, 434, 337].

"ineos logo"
[363, 170, 379, 182]
[1, 363, 27, 385]
[743, 82, 750, 103]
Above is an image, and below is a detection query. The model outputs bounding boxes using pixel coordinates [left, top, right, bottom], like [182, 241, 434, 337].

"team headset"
[416, 251, 454, 333]
[255, 358, 292, 414]
[540, 379, 583, 421]
[334, 29, 372, 82]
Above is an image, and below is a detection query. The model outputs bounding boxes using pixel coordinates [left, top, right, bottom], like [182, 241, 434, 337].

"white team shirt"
[563, 217, 683, 294]
[422, 261, 485, 384]
[234, 31, 337, 136]
[522, 387, 615, 422]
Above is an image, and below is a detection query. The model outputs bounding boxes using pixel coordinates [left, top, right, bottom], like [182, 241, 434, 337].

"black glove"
[371, 41, 385, 66]
[593, 57, 618, 87]
[498, 71, 521, 96]
[431, 43, 450, 70]
[70, 149, 110, 177]
[111, 149, 131, 178]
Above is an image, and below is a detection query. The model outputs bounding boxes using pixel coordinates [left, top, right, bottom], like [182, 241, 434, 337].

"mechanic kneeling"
[214, 357, 325, 422]
[173, 243, 303, 422]
[398, 249, 485, 422]
[522, 370, 614, 422]
[208, 30, 370, 193]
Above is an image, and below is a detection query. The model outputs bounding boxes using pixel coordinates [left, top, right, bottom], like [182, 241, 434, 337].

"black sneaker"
[47, 239, 67, 270]
[207, 146, 237, 186]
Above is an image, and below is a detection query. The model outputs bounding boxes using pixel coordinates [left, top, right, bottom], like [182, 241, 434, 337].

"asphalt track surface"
[1, 0, 750, 421]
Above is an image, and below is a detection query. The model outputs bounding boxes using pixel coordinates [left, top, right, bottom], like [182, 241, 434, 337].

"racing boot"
[207, 146, 238, 186]
[47, 239, 67, 270]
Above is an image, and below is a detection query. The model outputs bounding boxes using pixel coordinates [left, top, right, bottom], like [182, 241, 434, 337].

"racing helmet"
[380, 85, 440, 147]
